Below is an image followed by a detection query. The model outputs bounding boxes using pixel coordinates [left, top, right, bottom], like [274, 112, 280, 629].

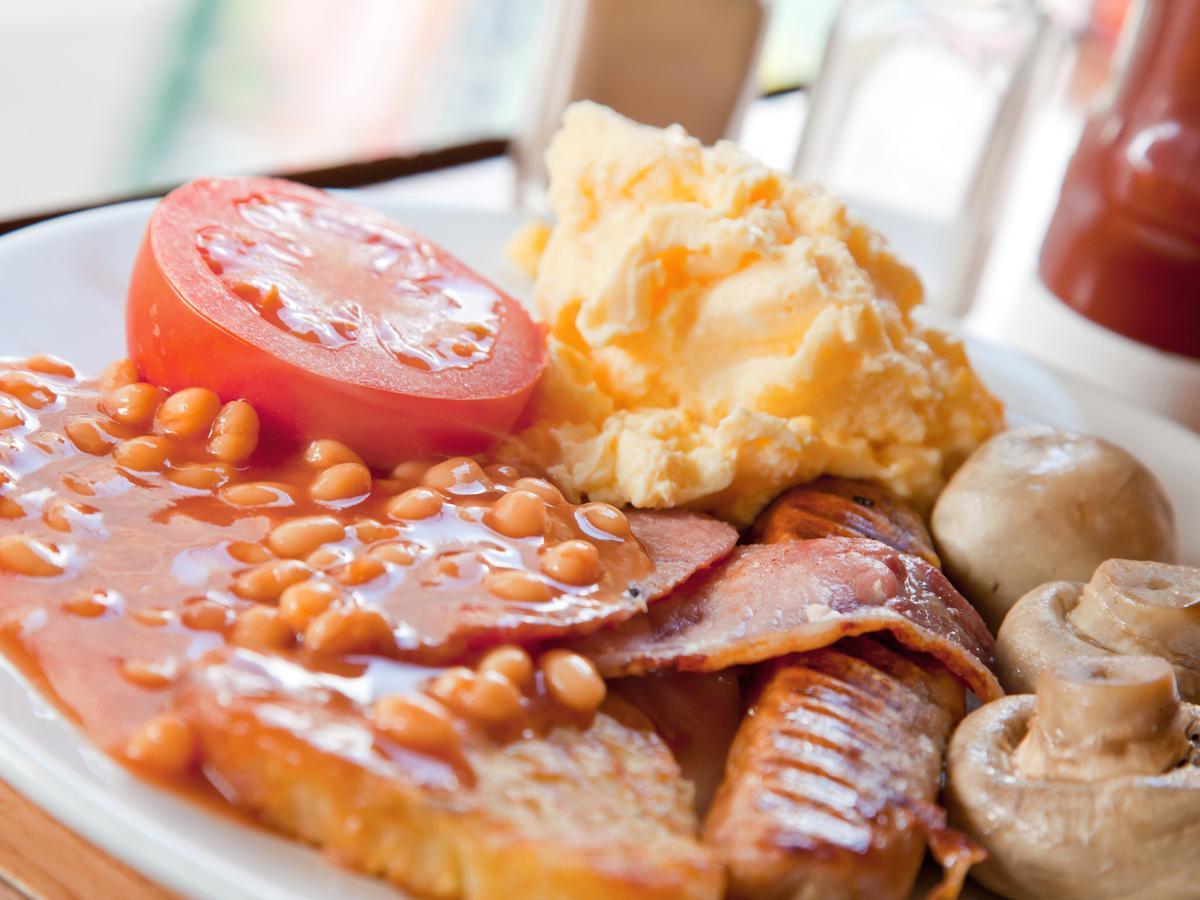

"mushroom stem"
[1068, 559, 1200, 671]
[1014, 656, 1189, 782]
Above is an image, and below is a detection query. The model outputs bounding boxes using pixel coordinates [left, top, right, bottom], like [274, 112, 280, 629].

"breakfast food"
[0, 354, 741, 897]
[4, 103, 1189, 900]
[0, 357, 734, 733]
[931, 426, 1177, 631]
[702, 479, 979, 900]
[750, 476, 940, 566]
[610, 671, 744, 816]
[576, 538, 1000, 701]
[996, 558, 1200, 699]
[707, 641, 974, 900]
[128, 177, 548, 463]
[510, 102, 1004, 524]
[946, 656, 1200, 900]
[185, 653, 723, 900]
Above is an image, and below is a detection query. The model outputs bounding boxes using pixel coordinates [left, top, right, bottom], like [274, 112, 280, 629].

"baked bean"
[0, 534, 63, 576]
[367, 542, 416, 566]
[303, 439, 363, 469]
[25, 354, 75, 378]
[310, 546, 354, 571]
[460, 670, 523, 725]
[231, 606, 294, 650]
[166, 461, 235, 491]
[100, 359, 138, 391]
[310, 462, 372, 503]
[373, 478, 405, 495]
[0, 496, 23, 519]
[304, 606, 396, 655]
[278, 580, 339, 631]
[268, 515, 345, 559]
[61, 474, 96, 497]
[27, 430, 69, 456]
[478, 645, 534, 689]
[423, 457, 487, 493]
[43, 498, 88, 533]
[541, 539, 600, 585]
[232, 559, 311, 601]
[102, 382, 164, 426]
[113, 435, 171, 472]
[64, 417, 115, 456]
[513, 477, 565, 505]
[124, 712, 196, 777]
[0, 372, 55, 409]
[121, 658, 176, 689]
[435, 556, 461, 579]
[65, 592, 109, 618]
[540, 650, 606, 715]
[156, 387, 222, 439]
[65, 596, 104, 617]
[352, 519, 398, 544]
[428, 667, 476, 711]
[180, 598, 231, 632]
[227, 541, 271, 565]
[386, 487, 443, 521]
[483, 570, 553, 604]
[337, 555, 386, 586]
[389, 459, 435, 484]
[578, 502, 631, 537]
[485, 490, 546, 539]
[207, 400, 259, 464]
[0, 399, 24, 430]
[220, 481, 296, 507]
[485, 463, 521, 482]
[134, 607, 172, 627]
[373, 693, 460, 757]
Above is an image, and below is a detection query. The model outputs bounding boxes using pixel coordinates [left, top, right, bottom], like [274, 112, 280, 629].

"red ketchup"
[1038, 0, 1200, 359]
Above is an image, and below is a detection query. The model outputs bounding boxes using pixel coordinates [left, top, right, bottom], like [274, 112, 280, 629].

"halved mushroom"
[931, 427, 1176, 632]
[946, 656, 1200, 900]
[997, 559, 1200, 699]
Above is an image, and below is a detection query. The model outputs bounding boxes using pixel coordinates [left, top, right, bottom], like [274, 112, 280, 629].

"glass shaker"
[793, 0, 1049, 316]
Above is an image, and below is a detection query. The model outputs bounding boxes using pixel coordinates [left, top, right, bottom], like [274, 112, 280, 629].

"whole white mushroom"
[931, 427, 1176, 633]
[946, 656, 1200, 900]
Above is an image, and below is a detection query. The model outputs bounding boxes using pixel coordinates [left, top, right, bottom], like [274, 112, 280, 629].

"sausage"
[704, 638, 974, 900]
[703, 478, 986, 899]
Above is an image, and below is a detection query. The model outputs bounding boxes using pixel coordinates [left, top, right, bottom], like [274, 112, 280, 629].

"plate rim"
[0, 193, 1197, 899]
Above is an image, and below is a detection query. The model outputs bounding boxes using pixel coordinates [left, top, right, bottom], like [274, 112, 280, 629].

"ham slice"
[573, 537, 1002, 702]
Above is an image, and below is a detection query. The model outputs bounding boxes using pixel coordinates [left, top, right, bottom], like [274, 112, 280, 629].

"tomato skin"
[126, 178, 546, 464]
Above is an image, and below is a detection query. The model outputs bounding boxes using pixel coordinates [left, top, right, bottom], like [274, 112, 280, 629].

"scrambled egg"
[512, 102, 1003, 524]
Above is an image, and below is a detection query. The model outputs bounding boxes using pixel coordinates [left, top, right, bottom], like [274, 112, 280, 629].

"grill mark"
[803, 656, 911, 710]
[762, 764, 866, 821]
[706, 636, 966, 899]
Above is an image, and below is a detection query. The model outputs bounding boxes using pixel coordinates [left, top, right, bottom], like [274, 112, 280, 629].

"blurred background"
[0, 0, 1126, 304]
[0, 0, 839, 220]
[10, 0, 1198, 431]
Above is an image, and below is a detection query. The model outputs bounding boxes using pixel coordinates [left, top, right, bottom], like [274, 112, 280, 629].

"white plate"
[0, 198, 1197, 900]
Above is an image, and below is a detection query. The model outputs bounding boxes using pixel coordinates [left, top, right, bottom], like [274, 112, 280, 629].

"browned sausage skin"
[704, 479, 984, 899]
[706, 638, 969, 900]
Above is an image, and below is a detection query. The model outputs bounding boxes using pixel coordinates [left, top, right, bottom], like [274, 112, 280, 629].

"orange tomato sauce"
[0, 355, 632, 782]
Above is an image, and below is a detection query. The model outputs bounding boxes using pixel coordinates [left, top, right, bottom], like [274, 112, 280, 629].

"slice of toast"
[182, 653, 722, 900]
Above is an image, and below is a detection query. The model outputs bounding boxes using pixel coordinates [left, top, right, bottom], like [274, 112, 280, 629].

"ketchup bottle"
[1023, 0, 1200, 428]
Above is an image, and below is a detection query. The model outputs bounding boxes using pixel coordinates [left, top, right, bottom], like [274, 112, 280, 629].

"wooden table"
[0, 780, 173, 899]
